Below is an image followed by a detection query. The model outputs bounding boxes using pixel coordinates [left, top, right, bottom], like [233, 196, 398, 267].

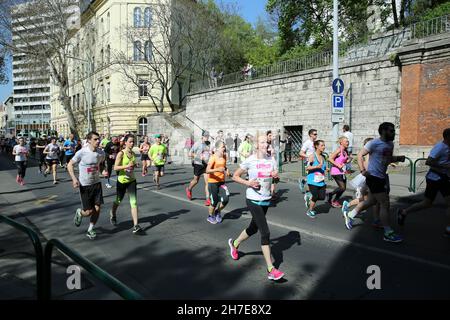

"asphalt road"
[1, 152, 449, 299]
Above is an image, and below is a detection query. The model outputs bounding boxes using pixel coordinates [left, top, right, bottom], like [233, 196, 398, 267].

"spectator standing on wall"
[343, 125, 354, 171]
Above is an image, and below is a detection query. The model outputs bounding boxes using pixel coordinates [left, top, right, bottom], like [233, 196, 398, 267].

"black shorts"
[141, 154, 149, 161]
[154, 165, 164, 173]
[79, 182, 104, 211]
[46, 159, 59, 166]
[193, 164, 206, 177]
[425, 178, 450, 201]
[308, 184, 326, 202]
[366, 175, 390, 194]
[65, 154, 74, 164]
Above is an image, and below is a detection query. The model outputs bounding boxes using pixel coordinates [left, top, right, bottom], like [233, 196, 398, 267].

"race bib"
[314, 172, 325, 183]
[256, 177, 272, 195]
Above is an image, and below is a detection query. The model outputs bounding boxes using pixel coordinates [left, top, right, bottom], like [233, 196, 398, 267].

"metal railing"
[191, 14, 450, 94]
[0, 215, 44, 300]
[408, 158, 428, 193]
[43, 239, 143, 300]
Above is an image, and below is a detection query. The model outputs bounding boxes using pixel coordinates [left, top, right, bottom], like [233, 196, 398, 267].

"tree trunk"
[59, 86, 80, 138]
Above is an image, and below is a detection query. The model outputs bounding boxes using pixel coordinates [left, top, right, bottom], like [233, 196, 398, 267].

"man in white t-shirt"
[343, 122, 405, 243]
[299, 129, 318, 194]
[343, 125, 354, 170]
[398, 128, 450, 237]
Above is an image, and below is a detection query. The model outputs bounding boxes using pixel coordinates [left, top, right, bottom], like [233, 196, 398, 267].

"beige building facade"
[51, 0, 180, 137]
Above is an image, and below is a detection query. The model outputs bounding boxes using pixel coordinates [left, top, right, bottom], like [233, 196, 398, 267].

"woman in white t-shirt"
[44, 137, 61, 184]
[12, 137, 29, 186]
[228, 134, 285, 281]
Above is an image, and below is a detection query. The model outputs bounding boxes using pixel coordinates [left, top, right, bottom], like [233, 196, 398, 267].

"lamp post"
[332, 0, 339, 150]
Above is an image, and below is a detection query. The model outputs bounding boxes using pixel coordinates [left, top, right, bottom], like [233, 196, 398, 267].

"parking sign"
[332, 94, 344, 114]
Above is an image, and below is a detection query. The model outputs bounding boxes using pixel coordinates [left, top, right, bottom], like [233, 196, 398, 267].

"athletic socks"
[348, 209, 358, 219]
[268, 266, 274, 273]
[383, 226, 393, 234]
[88, 223, 94, 232]
[233, 239, 239, 248]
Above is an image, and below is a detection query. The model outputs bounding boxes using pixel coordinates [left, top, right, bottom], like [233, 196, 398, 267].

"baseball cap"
[202, 131, 210, 137]
[154, 134, 161, 139]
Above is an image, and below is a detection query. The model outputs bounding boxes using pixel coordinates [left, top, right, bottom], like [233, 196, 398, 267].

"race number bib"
[86, 165, 99, 183]
[314, 172, 325, 183]
[256, 177, 272, 196]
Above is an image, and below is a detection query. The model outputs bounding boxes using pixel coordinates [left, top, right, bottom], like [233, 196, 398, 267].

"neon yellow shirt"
[149, 143, 167, 166]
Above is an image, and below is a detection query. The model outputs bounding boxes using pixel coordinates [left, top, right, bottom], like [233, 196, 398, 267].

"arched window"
[144, 7, 151, 27]
[106, 45, 110, 64]
[144, 41, 151, 62]
[134, 7, 142, 28]
[133, 41, 142, 61]
[107, 12, 110, 32]
[138, 117, 148, 136]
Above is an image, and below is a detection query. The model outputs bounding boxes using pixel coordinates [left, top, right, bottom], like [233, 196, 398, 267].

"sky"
[0, 0, 269, 103]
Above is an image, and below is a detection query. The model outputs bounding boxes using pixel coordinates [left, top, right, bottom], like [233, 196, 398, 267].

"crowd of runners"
[2, 123, 449, 282]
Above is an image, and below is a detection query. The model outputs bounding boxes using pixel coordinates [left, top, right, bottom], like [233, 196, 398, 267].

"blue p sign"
[332, 94, 344, 114]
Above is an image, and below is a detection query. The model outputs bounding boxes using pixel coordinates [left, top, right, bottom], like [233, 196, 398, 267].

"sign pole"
[332, 0, 339, 150]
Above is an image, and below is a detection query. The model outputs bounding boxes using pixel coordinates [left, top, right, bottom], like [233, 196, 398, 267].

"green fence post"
[405, 157, 414, 192]
[411, 158, 428, 193]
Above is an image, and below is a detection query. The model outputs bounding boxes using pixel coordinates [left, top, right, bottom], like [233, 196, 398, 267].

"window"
[134, 7, 142, 28]
[144, 8, 151, 27]
[144, 41, 151, 62]
[100, 49, 104, 66]
[100, 84, 104, 104]
[138, 79, 148, 97]
[100, 18, 104, 35]
[107, 12, 110, 32]
[138, 117, 148, 136]
[133, 41, 142, 61]
[106, 45, 111, 64]
[106, 82, 111, 102]
[91, 57, 95, 73]
[77, 94, 80, 110]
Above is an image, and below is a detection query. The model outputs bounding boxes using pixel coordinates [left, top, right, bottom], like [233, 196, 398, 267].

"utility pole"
[332, 0, 340, 150]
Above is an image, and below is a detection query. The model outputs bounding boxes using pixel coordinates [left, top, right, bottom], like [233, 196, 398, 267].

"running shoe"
[228, 239, 239, 260]
[397, 208, 406, 226]
[341, 200, 350, 216]
[215, 213, 223, 224]
[53, 181, 58, 185]
[86, 229, 97, 240]
[331, 201, 342, 208]
[205, 199, 211, 206]
[105, 183, 112, 189]
[371, 219, 384, 229]
[383, 231, 403, 243]
[304, 192, 312, 208]
[20, 180, 25, 186]
[305, 210, 316, 219]
[343, 210, 353, 230]
[74, 208, 82, 227]
[16, 175, 20, 183]
[109, 211, 117, 226]
[185, 187, 192, 200]
[267, 268, 285, 281]
[207, 216, 217, 224]
[132, 224, 143, 234]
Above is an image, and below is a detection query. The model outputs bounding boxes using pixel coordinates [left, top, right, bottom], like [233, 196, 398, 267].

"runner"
[228, 134, 285, 281]
[237, 134, 253, 163]
[205, 142, 231, 224]
[12, 137, 29, 186]
[304, 140, 327, 218]
[104, 136, 120, 189]
[342, 122, 405, 243]
[57, 136, 65, 168]
[63, 134, 77, 170]
[67, 131, 106, 240]
[109, 134, 143, 234]
[327, 136, 351, 208]
[397, 128, 450, 237]
[299, 129, 318, 195]
[139, 136, 151, 177]
[36, 134, 48, 175]
[266, 130, 279, 200]
[149, 134, 167, 189]
[43, 137, 61, 184]
[186, 131, 211, 206]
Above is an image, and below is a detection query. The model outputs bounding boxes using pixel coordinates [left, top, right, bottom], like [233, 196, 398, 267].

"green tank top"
[118, 150, 136, 184]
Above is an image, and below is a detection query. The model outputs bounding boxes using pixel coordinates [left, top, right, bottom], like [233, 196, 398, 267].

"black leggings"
[329, 175, 346, 200]
[309, 184, 326, 202]
[208, 182, 230, 208]
[16, 161, 27, 178]
[245, 199, 270, 246]
[106, 158, 115, 178]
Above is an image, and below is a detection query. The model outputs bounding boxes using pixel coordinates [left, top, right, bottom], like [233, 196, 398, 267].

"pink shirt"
[330, 148, 349, 176]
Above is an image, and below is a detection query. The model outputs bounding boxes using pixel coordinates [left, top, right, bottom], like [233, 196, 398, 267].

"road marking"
[35, 195, 58, 205]
[109, 178, 450, 272]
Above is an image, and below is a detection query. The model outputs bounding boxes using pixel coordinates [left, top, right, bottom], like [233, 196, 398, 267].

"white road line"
[110, 179, 450, 272]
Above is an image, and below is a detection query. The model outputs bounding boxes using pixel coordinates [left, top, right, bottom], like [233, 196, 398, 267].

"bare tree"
[114, 0, 223, 113]
[0, 0, 85, 137]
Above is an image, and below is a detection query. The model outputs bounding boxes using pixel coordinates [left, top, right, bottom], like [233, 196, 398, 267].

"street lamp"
[332, 0, 340, 150]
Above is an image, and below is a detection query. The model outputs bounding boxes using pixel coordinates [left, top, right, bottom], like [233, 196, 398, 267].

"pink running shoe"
[331, 201, 342, 208]
[186, 187, 192, 200]
[228, 239, 239, 260]
[268, 268, 285, 281]
[20, 180, 25, 186]
[16, 175, 20, 183]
